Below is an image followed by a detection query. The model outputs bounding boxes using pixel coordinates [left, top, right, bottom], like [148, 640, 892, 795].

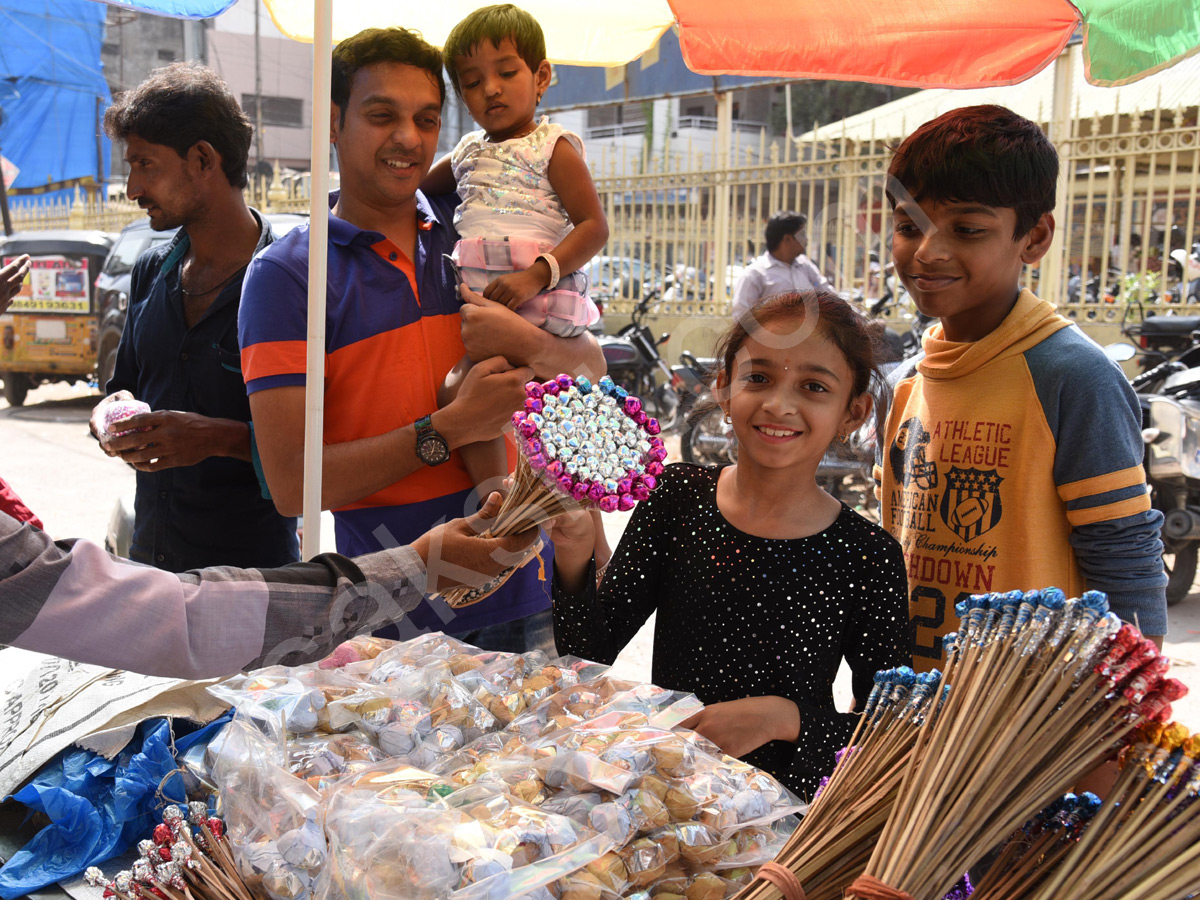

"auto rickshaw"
[0, 229, 116, 406]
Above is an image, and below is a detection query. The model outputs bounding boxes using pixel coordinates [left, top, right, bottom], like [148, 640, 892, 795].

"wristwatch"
[415, 414, 450, 466]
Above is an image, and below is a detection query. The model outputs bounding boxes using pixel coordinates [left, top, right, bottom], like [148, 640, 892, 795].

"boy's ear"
[1019, 212, 1055, 265]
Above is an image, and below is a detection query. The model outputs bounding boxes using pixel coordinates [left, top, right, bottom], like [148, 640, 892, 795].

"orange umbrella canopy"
[122, 0, 1199, 87]
[669, 0, 1200, 87]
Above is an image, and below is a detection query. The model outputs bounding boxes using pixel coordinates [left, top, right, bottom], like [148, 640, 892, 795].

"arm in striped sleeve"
[1026, 330, 1167, 636]
[0, 512, 426, 678]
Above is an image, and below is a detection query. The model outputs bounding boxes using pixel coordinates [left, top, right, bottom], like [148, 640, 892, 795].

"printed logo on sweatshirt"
[939, 466, 1004, 542]
[889, 417, 939, 490]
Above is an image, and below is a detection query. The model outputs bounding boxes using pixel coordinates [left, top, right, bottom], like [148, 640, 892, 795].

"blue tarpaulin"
[0, 712, 232, 899]
[96, 0, 234, 17]
[0, 0, 112, 195]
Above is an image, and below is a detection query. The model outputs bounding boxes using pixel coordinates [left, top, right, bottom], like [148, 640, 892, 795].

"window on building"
[157, 49, 176, 61]
[242, 95, 304, 128]
[101, 42, 119, 55]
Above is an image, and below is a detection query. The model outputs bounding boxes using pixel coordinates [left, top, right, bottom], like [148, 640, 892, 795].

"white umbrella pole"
[301, 0, 333, 560]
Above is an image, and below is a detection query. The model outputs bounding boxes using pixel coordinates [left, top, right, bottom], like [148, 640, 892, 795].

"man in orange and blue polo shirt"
[238, 27, 603, 652]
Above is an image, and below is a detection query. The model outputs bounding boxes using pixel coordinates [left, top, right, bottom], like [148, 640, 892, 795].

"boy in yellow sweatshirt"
[875, 105, 1167, 671]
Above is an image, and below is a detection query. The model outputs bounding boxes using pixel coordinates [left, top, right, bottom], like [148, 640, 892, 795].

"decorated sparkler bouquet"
[439, 374, 667, 608]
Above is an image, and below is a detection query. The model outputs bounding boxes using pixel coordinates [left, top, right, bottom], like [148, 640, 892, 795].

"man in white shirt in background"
[731, 211, 831, 324]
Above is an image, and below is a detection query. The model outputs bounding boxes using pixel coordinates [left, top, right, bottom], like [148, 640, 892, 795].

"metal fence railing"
[588, 100, 1200, 329]
[4, 165, 314, 235]
[8, 102, 1199, 335]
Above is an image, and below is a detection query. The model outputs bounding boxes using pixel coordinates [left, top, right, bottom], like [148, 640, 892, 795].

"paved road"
[2, 381, 1198, 729]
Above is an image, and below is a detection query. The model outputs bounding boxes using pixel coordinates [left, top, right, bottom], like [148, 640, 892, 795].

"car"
[94, 213, 307, 391]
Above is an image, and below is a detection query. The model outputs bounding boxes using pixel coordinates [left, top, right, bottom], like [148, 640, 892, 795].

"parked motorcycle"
[1120, 298, 1200, 372]
[1109, 339, 1200, 605]
[868, 269, 933, 361]
[598, 296, 682, 431]
[1168, 241, 1200, 303]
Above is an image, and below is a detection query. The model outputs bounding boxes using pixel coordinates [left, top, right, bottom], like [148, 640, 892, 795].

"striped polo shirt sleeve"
[239, 247, 312, 395]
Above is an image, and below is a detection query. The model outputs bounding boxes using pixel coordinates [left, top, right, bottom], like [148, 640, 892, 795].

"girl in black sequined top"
[551, 292, 911, 797]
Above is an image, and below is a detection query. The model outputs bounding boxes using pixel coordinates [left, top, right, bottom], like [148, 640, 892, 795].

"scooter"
[1169, 242, 1200, 304]
[1120, 297, 1200, 372]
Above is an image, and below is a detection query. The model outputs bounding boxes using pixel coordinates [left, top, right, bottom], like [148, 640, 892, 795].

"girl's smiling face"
[720, 324, 871, 473]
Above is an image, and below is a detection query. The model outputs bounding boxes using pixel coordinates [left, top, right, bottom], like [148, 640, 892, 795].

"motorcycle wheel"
[681, 405, 736, 465]
[1164, 542, 1198, 606]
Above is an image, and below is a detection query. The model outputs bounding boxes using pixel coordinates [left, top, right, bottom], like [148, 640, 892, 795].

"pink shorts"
[452, 237, 600, 338]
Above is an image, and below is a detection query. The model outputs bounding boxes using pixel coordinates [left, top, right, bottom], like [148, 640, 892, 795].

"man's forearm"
[209, 418, 253, 462]
[0, 513, 427, 679]
[271, 409, 494, 515]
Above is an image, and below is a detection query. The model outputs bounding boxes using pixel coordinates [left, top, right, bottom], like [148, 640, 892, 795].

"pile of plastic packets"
[197, 633, 803, 900]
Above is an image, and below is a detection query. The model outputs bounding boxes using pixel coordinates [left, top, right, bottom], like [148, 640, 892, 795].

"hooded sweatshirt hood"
[917, 289, 1073, 381]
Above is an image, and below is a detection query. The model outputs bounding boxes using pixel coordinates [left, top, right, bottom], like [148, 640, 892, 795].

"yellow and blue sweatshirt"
[875, 290, 1167, 671]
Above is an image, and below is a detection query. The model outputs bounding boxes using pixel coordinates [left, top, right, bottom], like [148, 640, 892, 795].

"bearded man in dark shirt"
[89, 63, 297, 571]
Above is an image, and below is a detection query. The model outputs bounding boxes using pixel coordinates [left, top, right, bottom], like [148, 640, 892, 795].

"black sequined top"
[552, 463, 911, 798]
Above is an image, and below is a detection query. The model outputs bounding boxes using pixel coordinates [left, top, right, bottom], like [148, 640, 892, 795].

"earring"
[723, 413, 732, 424]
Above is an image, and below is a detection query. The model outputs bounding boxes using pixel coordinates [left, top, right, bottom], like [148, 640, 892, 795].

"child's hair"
[886, 104, 1059, 239]
[765, 211, 807, 252]
[708, 291, 889, 450]
[443, 4, 547, 96]
[332, 28, 445, 124]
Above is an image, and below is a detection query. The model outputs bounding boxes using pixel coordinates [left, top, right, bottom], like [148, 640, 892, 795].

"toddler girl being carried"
[425, 3, 608, 492]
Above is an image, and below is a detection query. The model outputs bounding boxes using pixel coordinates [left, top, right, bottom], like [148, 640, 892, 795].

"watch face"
[418, 434, 451, 466]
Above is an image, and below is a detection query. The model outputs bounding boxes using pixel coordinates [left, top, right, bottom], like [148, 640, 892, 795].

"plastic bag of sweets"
[317, 634, 395, 669]
[209, 717, 328, 900]
[507, 676, 703, 743]
[375, 632, 511, 670]
[323, 674, 497, 769]
[285, 730, 388, 790]
[469, 654, 587, 726]
[317, 770, 613, 900]
[101, 398, 152, 437]
[209, 664, 377, 737]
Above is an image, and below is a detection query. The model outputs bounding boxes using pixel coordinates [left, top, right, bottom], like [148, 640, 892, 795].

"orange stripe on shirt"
[1058, 465, 1148, 502]
[1066, 491, 1151, 527]
[241, 340, 309, 381]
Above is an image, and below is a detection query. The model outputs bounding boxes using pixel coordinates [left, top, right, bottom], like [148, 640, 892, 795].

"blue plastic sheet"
[0, 713, 231, 899]
[95, 0, 237, 19]
[0, 1, 112, 194]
